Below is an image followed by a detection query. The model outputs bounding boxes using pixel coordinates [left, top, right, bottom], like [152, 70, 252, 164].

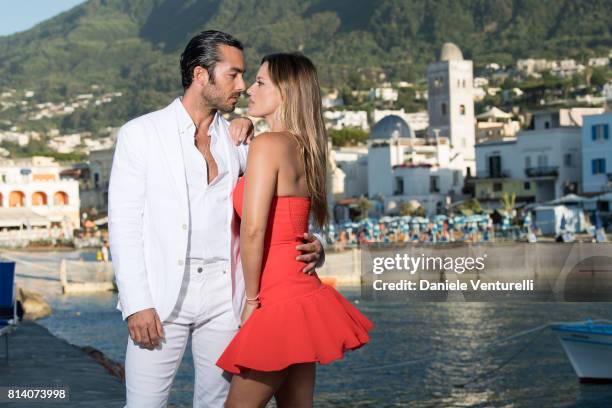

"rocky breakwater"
[16, 286, 52, 320]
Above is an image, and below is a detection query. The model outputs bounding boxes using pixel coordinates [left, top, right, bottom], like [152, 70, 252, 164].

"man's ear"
[193, 66, 209, 86]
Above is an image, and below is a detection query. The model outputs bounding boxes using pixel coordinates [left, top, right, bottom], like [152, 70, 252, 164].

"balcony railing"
[525, 166, 558, 178]
[476, 170, 510, 179]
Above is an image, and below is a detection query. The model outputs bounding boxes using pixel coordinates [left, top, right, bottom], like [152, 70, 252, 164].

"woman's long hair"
[262, 53, 328, 227]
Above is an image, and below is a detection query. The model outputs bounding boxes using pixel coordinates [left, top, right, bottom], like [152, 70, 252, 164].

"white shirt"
[176, 99, 231, 262]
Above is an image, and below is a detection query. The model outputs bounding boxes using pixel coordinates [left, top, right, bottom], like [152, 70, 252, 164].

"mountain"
[0, 0, 610, 132]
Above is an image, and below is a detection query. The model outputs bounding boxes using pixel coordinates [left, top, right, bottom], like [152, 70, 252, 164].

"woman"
[216, 53, 373, 407]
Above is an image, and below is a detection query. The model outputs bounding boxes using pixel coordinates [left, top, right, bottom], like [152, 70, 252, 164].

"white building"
[475, 127, 582, 203]
[49, 133, 84, 154]
[368, 85, 398, 102]
[322, 90, 344, 108]
[0, 130, 33, 146]
[474, 77, 489, 88]
[366, 115, 464, 215]
[581, 112, 611, 194]
[0, 156, 80, 232]
[79, 147, 115, 211]
[472, 75, 496, 102]
[588, 57, 610, 67]
[330, 146, 368, 199]
[475, 107, 520, 144]
[516, 59, 553, 75]
[552, 59, 585, 78]
[533, 108, 604, 130]
[603, 82, 612, 101]
[323, 110, 369, 131]
[427, 42, 476, 173]
[372, 109, 429, 133]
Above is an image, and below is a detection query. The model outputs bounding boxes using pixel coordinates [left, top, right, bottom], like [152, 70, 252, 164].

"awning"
[586, 193, 612, 202]
[0, 208, 50, 228]
[549, 194, 586, 205]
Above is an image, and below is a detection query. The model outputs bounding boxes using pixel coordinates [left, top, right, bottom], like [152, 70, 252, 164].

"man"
[108, 30, 325, 407]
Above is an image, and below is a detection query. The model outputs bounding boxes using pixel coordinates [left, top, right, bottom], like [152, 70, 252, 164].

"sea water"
[38, 289, 612, 407]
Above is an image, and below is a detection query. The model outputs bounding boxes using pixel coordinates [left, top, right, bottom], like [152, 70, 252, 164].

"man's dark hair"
[180, 30, 243, 89]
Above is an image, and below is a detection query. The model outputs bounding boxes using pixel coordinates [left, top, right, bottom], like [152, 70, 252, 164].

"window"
[430, 176, 440, 193]
[459, 104, 466, 115]
[537, 155, 548, 167]
[488, 155, 502, 177]
[394, 177, 404, 195]
[592, 158, 607, 175]
[462, 79, 467, 88]
[453, 170, 460, 186]
[592, 124, 610, 141]
[441, 103, 447, 116]
[564, 153, 573, 167]
[525, 156, 531, 169]
[524, 181, 531, 190]
[493, 182, 502, 192]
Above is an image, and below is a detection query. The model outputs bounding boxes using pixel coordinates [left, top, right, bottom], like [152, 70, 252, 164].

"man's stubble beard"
[201, 83, 236, 114]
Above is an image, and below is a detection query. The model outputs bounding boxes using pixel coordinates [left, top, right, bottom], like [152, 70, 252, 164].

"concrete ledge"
[0, 321, 124, 407]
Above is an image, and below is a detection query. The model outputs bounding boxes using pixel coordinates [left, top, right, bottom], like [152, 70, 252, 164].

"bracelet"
[245, 293, 260, 302]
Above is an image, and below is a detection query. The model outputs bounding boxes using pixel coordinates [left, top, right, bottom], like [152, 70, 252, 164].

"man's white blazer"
[108, 98, 247, 322]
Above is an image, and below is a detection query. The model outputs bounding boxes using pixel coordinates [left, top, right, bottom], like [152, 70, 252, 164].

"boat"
[551, 319, 612, 383]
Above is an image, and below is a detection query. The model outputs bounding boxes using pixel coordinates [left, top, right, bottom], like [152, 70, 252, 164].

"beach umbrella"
[524, 213, 532, 227]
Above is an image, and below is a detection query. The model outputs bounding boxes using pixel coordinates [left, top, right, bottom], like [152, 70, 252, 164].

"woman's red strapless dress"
[216, 176, 373, 374]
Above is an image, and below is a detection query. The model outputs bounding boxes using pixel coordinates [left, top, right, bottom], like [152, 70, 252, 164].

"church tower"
[427, 43, 475, 174]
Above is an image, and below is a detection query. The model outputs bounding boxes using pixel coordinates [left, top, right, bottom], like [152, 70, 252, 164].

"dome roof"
[370, 115, 415, 140]
[440, 42, 463, 61]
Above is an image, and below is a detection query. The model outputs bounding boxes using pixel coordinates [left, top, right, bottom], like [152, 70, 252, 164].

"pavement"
[0, 321, 125, 407]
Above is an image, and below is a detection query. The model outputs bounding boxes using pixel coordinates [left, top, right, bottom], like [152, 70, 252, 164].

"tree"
[357, 196, 373, 220]
[590, 67, 609, 88]
[500, 192, 516, 213]
[399, 201, 425, 217]
[457, 199, 482, 215]
[395, 87, 426, 112]
[328, 128, 369, 147]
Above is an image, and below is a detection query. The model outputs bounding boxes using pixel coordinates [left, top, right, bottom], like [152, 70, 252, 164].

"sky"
[0, 0, 87, 36]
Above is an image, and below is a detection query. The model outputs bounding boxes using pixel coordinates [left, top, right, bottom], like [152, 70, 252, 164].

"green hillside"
[0, 0, 610, 133]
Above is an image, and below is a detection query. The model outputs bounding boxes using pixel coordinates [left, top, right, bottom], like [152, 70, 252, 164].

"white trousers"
[124, 260, 239, 407]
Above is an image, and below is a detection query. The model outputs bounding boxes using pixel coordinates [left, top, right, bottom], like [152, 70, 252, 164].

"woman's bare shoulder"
[251, 131, 296, 153]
